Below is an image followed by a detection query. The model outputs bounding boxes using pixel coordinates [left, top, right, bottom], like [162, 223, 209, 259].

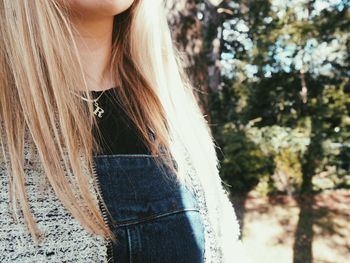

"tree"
[165, 0, 224, 120]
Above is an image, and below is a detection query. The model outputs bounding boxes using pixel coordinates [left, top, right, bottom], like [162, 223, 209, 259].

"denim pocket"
[93, 155, 205, 262]
[112, 209, 205, 263]
[94, 156, 200, 225]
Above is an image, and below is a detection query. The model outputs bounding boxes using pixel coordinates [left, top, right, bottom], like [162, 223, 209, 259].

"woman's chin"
[64, 0, 135, 18]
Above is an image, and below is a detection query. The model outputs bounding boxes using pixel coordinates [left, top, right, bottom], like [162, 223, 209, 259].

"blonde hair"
[0, 0, 221, 244]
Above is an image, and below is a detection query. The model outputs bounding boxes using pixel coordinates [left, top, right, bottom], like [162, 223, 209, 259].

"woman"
[0, 0, 246, 262]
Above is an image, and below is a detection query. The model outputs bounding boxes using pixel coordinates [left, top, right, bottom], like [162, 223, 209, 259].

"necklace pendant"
[93, 101, 105, 118]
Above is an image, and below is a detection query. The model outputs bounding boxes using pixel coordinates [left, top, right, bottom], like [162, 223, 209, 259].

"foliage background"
[166, 1, 350, 262]
[166, 0, 350, 197]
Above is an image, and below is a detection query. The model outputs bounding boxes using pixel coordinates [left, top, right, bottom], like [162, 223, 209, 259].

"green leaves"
[210, 0, 350, 195]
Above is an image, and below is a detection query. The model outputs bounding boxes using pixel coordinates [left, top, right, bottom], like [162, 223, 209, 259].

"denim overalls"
[92, 132, 205, 262]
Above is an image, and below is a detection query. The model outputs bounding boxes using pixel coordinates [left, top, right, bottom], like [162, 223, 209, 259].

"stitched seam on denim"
[126, 228, 133, 263]
[112, 208, 200, 227]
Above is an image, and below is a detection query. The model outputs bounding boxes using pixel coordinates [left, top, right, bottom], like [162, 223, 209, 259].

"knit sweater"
[0, 137, 247, 263]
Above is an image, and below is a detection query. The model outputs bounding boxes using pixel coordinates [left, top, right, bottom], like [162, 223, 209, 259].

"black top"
[89, 87, 151, 155]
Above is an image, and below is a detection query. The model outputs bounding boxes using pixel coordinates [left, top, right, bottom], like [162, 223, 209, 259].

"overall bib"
[92, 152, 205, 262]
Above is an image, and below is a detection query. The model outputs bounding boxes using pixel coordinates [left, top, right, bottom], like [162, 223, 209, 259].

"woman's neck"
[71, 16, 116, 91]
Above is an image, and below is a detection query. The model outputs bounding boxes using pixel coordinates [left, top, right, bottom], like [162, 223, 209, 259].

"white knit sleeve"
[215, 179, 253, 263]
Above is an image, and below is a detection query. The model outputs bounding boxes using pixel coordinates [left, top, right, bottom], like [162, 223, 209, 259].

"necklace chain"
[78, 90, 106, 102]
[70, 89, 108, 118]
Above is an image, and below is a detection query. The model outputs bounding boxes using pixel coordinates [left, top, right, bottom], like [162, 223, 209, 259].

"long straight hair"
[0, 0, 222, 243]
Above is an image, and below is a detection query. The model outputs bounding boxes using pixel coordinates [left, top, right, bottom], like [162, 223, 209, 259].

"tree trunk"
[165, 0, 223, 123]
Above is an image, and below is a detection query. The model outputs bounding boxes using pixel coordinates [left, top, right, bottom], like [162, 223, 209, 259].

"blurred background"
[165, 1, 350, 262]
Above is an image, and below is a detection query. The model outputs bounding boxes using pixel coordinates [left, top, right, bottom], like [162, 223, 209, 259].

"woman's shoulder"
[0, 142, 109, 262]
